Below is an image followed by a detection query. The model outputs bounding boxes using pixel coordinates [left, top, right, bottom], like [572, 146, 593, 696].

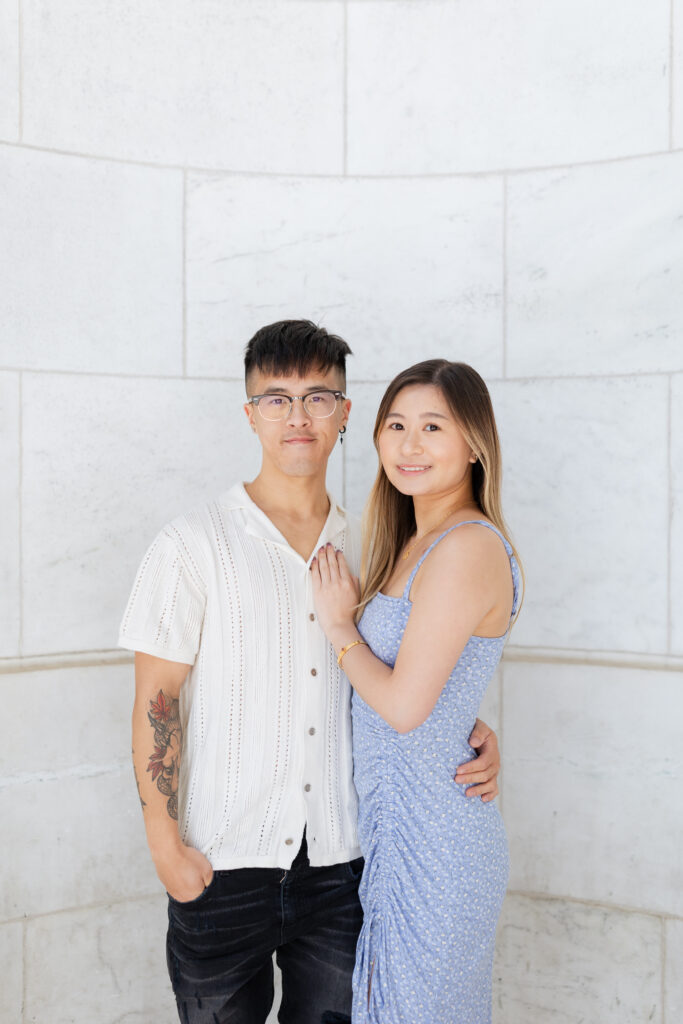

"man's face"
[244, 366, 351, 480]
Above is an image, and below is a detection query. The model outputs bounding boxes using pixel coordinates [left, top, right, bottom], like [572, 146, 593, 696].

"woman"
[310, 360, 521, 1023]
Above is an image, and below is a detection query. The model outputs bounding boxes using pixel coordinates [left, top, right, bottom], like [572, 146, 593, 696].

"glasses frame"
[248, 389, 347, 421]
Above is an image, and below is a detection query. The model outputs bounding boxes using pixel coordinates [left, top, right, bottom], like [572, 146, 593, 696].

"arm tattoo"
[146, 690, 182, 820]
[132, 750, 147, 810]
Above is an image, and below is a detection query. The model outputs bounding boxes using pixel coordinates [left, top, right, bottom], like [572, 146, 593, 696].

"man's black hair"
[244, 320, 352, 387]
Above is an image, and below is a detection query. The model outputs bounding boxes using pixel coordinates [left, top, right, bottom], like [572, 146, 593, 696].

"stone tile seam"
[4, 366, 683, 385]
[21, 914, 26, 1024]
[342, 0, 348, 176]
[506, 888, 683, 923]
[662, 915, 667, 1024]
[4, 888, 681, 932]
[2, 891, 164, 930]
[17, 371, 23, 658]
[182, 170, 188, 377]
[17, 0, 22, 144]
[668, 375, 673, 652]
[670, 0, 676, 151]
[0, 138, 681, 180]
[3, 645, 683, 674]
[501, 174, 508, 379]
[0, 760, 129, 789]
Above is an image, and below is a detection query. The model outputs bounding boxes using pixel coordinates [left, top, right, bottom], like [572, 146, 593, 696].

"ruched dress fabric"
[351, 521, 520, 1024]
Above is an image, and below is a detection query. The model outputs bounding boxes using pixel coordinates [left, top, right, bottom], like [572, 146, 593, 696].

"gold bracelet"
[337, 639, 368, 668]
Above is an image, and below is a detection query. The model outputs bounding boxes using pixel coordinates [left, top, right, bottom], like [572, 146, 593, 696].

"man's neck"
[244, 467, 331, 524]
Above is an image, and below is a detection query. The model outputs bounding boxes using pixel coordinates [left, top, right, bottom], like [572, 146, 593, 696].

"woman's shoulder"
[420, 518, 509, 579]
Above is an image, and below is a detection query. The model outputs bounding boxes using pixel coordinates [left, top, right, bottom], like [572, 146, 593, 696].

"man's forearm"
[132, 687, 184, 859]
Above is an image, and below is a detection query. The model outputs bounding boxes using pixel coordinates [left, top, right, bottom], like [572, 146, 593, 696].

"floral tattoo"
[146, 689, 181, 820]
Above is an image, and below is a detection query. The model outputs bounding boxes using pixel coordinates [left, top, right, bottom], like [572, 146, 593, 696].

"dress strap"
[402, 519, 520, 617]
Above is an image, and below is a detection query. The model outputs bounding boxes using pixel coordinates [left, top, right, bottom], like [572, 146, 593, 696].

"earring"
[339, 426, 347, 445]
[470, 453, 477, 463]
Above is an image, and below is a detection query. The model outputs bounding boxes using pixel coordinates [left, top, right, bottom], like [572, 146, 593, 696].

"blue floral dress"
[351, 521, 520, 1023]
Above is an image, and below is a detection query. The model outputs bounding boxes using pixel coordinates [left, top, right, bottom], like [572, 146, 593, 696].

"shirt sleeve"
[118, 528, 206, 665]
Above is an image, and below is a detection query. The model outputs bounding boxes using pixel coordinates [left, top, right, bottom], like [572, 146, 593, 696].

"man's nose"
[285, 397, 312, 426]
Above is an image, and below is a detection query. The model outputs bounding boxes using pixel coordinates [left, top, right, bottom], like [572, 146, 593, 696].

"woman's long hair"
[357, 359, 522, 621]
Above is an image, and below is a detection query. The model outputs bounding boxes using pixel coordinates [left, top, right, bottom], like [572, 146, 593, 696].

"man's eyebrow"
[260, 384, 331, 394]
[386, 411, 450, 420]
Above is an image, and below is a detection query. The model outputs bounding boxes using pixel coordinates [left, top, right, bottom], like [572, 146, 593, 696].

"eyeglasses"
[248, 390, 346, 421]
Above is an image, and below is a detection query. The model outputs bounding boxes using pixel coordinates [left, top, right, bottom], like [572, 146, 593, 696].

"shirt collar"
[220, 482, 348, 557]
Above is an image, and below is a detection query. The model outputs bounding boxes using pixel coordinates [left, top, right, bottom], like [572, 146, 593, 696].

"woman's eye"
[425, 423, 439, 431]
[388, 422, 403, 430]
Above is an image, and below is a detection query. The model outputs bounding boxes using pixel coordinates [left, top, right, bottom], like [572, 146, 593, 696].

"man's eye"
[268, 397, 286, 405]
[309, 394, 324, 403]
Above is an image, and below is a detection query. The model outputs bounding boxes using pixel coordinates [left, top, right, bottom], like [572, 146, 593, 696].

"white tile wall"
[665, 918, 683, 1023]
[24, 896, 176, 1024]
[0, 371, 20, 656]
[507, 154, 683, 377]
[674, 0, 683, 148]
[491, 376, 669, 653]
[1, 768, 159, 920]
[493, 894, 662, 1024]
[671, 374, 683, 653]
[21, 374, 262, 655]
[502, 662, 683, 916]
[0, 146, 183, 375]
[0, 664, 132, 777]
[342, 381, 388, 517]
[347, 0, 669, 174]
[0, 921, 23, 1022]
[21, 0, 344, 173]
[0, 0, 19, 140]
[186, 174, 504, 381]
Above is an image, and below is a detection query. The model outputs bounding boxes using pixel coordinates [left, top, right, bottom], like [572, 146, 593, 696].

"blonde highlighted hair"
[358, 359, 522, 620]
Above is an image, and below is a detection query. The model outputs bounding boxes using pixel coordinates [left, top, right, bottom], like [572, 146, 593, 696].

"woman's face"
[377, 384, 475, 499]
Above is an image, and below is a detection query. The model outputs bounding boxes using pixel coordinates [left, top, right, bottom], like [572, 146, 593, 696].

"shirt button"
[285, 838, 293, 846]
[309, 613, 315, 621]
[310, 668, 317, 677]
[308, 727, 316, 736]
[304, 783, 311, 792]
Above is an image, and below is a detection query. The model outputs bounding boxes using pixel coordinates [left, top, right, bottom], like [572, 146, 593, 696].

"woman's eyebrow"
[386, 411, 449, 419]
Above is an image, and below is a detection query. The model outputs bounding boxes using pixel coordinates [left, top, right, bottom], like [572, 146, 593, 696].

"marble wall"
[1, 2, 681, 1021]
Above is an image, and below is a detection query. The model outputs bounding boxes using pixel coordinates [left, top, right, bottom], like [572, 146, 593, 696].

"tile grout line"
[18, 371, 23, 657]
[501, 174, 508, 378]
[667, 375, 672, 652]
[17, 0, 23, 142]
[2, 365, 683, 385]
[670, 0, 676, 151]
[4, 644, 683, 675]
[342, 0, 348, 176]
[506, 888, 683, 922]
[182, 169, 188, 377]
[21, 915, 27, 1024]
[662, 915, 667, 1024]
[0, 136, 681, 180]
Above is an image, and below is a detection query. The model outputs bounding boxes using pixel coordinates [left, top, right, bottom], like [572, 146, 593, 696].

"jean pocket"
[167, 871, 218, 907]
[344, 856, 364, 882]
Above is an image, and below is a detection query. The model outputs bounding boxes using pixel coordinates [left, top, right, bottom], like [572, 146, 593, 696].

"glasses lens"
[303, 391, 337, 418]
[257, 396, 291, 420]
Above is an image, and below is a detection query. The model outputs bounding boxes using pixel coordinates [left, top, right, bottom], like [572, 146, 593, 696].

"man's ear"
[243, 401, 257, 432]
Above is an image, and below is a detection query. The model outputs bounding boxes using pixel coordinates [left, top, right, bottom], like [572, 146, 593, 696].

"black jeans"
[166, 833, 363, 1024]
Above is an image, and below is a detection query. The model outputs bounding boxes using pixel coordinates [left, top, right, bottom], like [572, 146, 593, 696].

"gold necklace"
[401, 501, 475, 560]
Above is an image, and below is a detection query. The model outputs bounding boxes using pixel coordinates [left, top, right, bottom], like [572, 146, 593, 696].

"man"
[120, 320, 501, 1024]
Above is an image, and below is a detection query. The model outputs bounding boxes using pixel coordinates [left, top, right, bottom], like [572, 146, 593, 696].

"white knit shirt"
[119, 483, 362, 870]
